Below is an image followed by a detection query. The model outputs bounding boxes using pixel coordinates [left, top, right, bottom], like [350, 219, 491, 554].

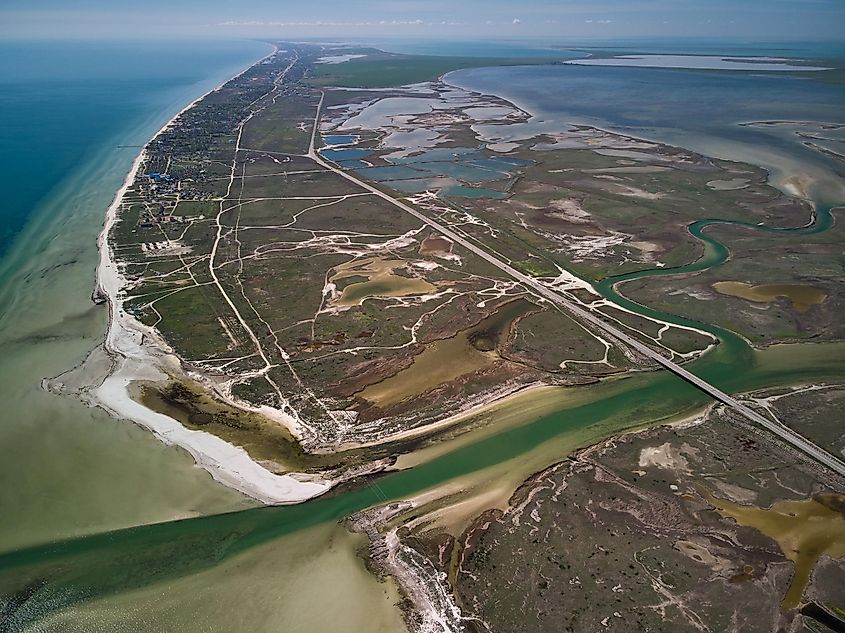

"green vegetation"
[444, 404, 845, 632]
[512, 258, 558, 277]
[622, 219, 845, 345]
[112, 43, 645, 454]
[306, 52, 549, 89]
[110, 39, 841, 487]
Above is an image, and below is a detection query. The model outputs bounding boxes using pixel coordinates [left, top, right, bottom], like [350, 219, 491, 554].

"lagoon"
[446, 58, 845, 202]
[3, 39, 845, 632]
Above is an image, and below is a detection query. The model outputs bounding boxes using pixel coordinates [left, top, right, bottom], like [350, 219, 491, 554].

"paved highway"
[307, 92, 845, 479]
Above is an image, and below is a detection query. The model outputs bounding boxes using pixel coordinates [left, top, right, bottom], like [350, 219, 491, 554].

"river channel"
[3, 54, 845, 632]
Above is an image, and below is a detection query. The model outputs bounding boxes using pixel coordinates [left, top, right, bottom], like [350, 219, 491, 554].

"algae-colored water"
[2, 521, 406, 633]
[2, 331, 842, 630]
[6, 190, 830, 630]
[359, 299, 533, 407]
[419, 236, 454, 256]
[4, 46, 845, 632]
[0, 128, 254, 559]
[713, 281, 826, 312]
[3, 175, 845, 633]
[332, 257, 435, 306]
[709, 494, 845, 609]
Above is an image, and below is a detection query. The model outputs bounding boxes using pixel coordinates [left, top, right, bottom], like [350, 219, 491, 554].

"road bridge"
[306, 92, 845, 479]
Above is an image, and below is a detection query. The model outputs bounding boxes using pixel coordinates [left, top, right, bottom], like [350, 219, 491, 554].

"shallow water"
[709, 494, 845, 609]
[387, 176, 458, 193]
[446, 60, 845, 202]
[3, 41, 845, 631]
[322, 134, 358, 146]
[566, 54, 831, 71]
[340, 97, 440, 129]
[359, 300, 533, 407]
[14, 521, 407, 633]
[332, 257, 435, 306]
[319, 147, 372, 161]
[3, 336, 842, 629]
[713, 281, 827, 312]
[0, 39, 270, 552]
[353, 164, 426, 181]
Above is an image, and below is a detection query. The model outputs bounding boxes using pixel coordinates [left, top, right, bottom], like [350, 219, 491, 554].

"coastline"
[441, 68, 844, 204]
[93, 46, 333, 505]
[89, 53, 833, 506]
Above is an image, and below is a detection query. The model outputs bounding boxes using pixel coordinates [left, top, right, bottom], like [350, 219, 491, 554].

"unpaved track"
[306, 92, 845, 479]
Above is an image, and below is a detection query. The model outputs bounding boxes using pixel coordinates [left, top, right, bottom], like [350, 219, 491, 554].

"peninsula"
[88, 42, 845, 632]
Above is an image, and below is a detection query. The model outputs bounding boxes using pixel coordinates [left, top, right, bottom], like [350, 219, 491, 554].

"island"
[79, 42, 845, 632]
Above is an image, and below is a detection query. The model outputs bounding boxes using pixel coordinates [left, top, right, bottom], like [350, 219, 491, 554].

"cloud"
[379, 19, 424, 25]
[220, 20, 267, 26]
[219, 19, 431, 28]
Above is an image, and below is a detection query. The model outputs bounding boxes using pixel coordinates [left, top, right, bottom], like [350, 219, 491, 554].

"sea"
[0, 37, 843, 632]
[0, 39, 271, 552]
[356, 37, 845, 203]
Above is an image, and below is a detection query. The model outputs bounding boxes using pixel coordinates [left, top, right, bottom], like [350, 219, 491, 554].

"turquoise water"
[0, 39, 269, 258]
[322, 134, 358, 145]
[410, 160, 508, 182]
[0, 39, 272, 553]
[319, 147, 371, 161]
[337, 159, 371, 169]
[2, 39, 844, 631]
[392, 147, 476, 163]
[353, 164, 425, 181]
[387, 177, 453, 193]
[324, 142, 523, 194]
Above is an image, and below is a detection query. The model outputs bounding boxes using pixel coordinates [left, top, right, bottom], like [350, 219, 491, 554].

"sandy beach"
[93, 48, 334, 505]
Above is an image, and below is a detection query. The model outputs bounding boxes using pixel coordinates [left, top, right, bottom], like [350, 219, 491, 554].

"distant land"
[2, 41, 844, 633]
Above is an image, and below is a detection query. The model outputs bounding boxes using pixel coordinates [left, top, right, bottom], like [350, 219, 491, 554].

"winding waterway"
[2, 49, 845, 631]
[2, 337, 844, 629]
[594, 202, 841, 380]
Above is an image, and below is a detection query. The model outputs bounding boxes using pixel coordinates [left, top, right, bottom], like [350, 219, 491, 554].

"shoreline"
[90, 52, 836, 505]
[440, 68, 842, 204]
[93, 45, 334, 505]
[324, 381, 552, 454]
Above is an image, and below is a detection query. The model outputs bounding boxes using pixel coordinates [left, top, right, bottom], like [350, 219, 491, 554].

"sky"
[2, 0, 844, 42]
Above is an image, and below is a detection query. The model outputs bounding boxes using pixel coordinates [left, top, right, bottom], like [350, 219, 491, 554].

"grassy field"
[306, 51, 549, 88]
[112, 39, 843, 462]
[112, 45, 648, 454]
[622, 218, 845, 345]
